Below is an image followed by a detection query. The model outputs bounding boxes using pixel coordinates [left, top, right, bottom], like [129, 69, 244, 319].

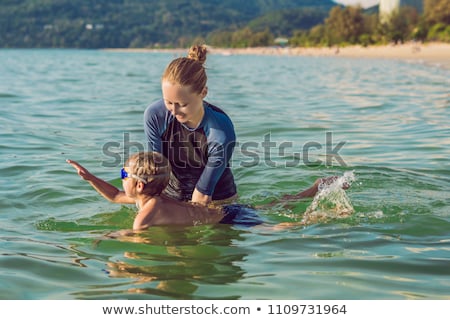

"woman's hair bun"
[187, 45, 207, 65]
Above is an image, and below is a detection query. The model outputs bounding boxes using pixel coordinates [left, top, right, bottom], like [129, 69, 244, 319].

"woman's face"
[162, 81, 207, 128]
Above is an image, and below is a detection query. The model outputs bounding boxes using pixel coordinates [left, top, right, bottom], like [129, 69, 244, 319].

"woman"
[144, 45, 237, 206]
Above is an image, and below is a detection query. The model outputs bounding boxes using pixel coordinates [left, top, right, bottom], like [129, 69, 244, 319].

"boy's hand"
[66, 159, 93, 181]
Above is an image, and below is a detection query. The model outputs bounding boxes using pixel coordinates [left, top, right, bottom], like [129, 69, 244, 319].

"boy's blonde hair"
[125, 152, 171, 196]
[162, 44, 208, 94]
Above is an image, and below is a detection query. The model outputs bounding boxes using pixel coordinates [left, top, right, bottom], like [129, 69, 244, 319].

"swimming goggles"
[121, 168, 147, 184]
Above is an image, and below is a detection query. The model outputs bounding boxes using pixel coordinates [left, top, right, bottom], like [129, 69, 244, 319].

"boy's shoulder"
[136, 196, 188, 226]
[136, 196, 224, 227]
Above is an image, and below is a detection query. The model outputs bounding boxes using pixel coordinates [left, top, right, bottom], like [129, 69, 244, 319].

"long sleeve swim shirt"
[144, 99, 237, 201]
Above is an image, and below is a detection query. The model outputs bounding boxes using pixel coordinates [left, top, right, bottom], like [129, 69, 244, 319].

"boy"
[67, 151, 343, 230]
[67, 152, 224, 230]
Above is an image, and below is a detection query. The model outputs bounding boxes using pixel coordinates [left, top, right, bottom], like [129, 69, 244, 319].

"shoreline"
[105, 42, 450, 69]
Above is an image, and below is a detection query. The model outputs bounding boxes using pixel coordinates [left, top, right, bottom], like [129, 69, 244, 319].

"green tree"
[248, 29, 274, 46]
[207, 30, 234, 47]
[424, 0, 450, 25]
[427, 23, 450, 41]
[228, 27, 274, 48]
[380, 6, 419, 44]
[324, 6, 365, 45]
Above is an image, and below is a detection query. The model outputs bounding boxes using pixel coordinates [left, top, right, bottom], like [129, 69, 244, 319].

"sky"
[333, 0, 380, 8]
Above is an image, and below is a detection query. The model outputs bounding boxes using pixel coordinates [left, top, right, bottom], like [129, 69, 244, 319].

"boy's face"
[122, 165, 137, 197]
[162, 81, 207, 128]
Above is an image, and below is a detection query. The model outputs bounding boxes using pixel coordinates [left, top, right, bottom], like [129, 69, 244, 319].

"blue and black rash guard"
[144, 99, 237, 201]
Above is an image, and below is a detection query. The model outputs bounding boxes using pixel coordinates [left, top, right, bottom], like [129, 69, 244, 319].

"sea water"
[0, 49, 449, 299]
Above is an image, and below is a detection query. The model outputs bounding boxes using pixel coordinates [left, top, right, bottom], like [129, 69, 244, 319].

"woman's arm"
[191, 188, 212, 206]
[66, 159, 135, 204]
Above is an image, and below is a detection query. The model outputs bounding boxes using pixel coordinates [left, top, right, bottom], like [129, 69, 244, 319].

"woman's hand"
[191, 188, 212, 206]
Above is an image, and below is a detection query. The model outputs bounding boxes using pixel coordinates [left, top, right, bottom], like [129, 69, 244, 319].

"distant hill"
[248, 7, 333, 37]
[0, 0, 337, 48]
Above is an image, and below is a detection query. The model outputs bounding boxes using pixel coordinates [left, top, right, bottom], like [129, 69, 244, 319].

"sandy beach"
[108, 42, 450, 68]
[209, 42, 450, 68]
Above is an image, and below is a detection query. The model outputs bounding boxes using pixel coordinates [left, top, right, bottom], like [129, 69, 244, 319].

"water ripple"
[0, 50, 449, 299]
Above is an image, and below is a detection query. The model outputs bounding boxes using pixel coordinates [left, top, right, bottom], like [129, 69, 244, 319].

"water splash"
[301, 171, 356, 225]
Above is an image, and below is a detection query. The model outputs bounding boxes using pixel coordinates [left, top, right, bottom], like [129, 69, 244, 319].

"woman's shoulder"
[144, 99, 172, 132]
[145, 99, 167, 115]
[205, 101, 232, 119]
[203, 102, 235, 140]
[204, 102, 234, 127]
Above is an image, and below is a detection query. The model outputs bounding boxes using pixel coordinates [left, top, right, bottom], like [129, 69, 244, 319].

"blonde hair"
[125, 152, 171, 196]
[162, 45, 208, 94]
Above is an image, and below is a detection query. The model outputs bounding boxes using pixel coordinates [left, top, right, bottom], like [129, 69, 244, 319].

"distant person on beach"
[144, 44, 237, 207]
[67, 152, 341, 230]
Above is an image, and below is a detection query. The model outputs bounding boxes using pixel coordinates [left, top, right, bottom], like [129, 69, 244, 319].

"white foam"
[302, 171, 356, 224]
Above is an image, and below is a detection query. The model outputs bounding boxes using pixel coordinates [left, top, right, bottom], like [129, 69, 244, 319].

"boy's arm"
[66, 159, 135, 204]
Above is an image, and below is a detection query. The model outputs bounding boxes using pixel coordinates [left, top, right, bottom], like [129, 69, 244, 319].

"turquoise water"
[0, 49, 449, 300]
